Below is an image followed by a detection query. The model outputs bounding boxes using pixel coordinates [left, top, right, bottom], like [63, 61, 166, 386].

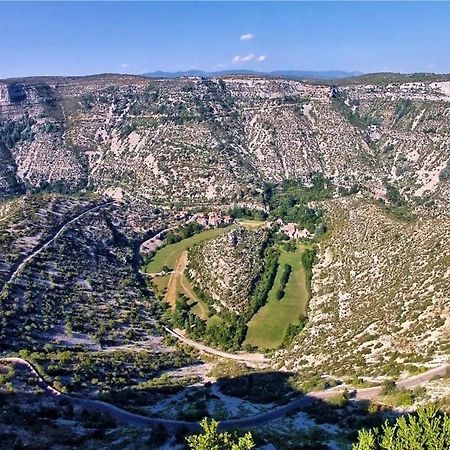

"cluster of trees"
[282, 315, 307, 347]
[265, 176, 331, 233]
[187, 405, 450, 450]
[80, 93, 96, 110]
[338, 184, 361, 197]
[226, 175, 336, 235]
[301, 247, 317, 284]
[187, 418, 255, 450]
[246, 246, 280, 317]
[228, 206, 267, 221]
[0, 116, 35, 149]
[383, 181, 406, 207]
[393, 98, 414, 124]
[217, 371, 297, 404]
[275, 264, 292, 300]
[282, 240, 297, 252]
[169, 101, 196, 125]
[165, 222, 203, 245]
[171, 295, 247, 351]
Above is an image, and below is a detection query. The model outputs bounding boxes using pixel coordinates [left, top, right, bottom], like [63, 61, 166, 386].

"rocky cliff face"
[1, 74, 449, 206]
[0, 83, 27, 105]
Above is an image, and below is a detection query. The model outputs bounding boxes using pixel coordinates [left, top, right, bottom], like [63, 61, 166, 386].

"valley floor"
[245, 242, 310, 349]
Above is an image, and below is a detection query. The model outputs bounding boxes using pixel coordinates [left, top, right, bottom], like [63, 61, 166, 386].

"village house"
[193, 212, 234, 228]
[282, 222, 310, 239]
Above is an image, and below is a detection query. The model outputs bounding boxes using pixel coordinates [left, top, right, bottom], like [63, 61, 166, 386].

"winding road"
[2, 200, 449, 433]
[1, 357, 448, 433]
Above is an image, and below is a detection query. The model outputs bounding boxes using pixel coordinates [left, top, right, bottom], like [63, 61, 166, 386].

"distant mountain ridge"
[143, 69, 363, 80]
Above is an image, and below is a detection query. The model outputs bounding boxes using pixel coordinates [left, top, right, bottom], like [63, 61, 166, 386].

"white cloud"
[241, 54, 255, 62]
[120, 63, 129, 68]
[240, 33, 255, 41]
[236, 54, 253, 63]
[232, 54, 254, 64]
[232, 54, 266, 64]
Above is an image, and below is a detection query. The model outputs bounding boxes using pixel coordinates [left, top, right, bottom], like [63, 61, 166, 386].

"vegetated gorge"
[0, 73, 449, 449]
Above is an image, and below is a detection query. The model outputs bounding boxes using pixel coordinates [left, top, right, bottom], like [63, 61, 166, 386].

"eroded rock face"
[0, 83, 27, 105]
[188, 227, 268, 313]
[0, 74, 449, 205]
[0, 85, 9, 106]
[1, 74, 449, 378]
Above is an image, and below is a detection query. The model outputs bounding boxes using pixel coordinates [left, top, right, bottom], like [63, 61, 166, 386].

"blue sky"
[1, 1, 449, 78]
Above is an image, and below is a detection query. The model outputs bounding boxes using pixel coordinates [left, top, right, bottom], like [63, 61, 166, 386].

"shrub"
[439, 160, 450, 181]
[282, 316, 307, 347]
[352, 405, 450, 449]
[326, 390, 349, 408]
[186, 418, 255, 450]
[381, 379, 397, 396]
[301, 247, 317, 284]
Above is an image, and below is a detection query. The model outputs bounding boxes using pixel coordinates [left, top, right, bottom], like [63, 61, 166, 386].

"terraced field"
[245, 243, 310, 349]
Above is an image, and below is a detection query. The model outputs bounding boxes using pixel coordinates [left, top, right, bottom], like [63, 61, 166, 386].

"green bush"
[265, 175, 331, 232]
[381, 379, 397, 396]
[352, 405, 450, 450]
[186, 418, 255, 450]
[282, 316, 307, 347]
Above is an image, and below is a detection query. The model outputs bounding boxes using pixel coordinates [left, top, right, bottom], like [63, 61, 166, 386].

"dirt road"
[2, 357, 448, 433]
[165, 251, 188, 308]
[163, 326, 269, 366]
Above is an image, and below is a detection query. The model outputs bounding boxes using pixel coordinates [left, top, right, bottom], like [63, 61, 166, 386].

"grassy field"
[145, 225, 235, 273]
[147, 224, 311, 348]
[190, 298, 209, 320]
[237, 219, 267, 229]
[152, 274, 170, 294]
[179, 273, 210, 320]
[148, 226, 236, 315]
[244, 243, 310, 349]
[206, 314, 223, 328]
